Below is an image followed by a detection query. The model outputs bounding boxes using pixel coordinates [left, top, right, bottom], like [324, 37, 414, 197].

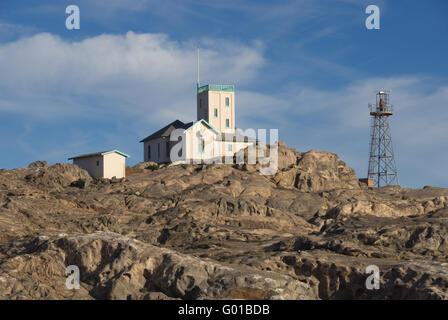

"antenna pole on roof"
[197, 48, 200, 89]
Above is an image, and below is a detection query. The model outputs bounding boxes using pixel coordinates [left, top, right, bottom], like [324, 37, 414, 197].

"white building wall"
[185, 122, 220, 163]
[103, 152, 126, 179]
[197, 90, 235, 133]
[73, 156, 103, 179]
[184, 133, 191, 162]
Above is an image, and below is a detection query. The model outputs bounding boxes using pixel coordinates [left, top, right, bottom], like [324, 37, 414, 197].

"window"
[147, 145, 151, 160]
[198, 138, 205, 154]
[166, 141, 170, 158]
[228, 144, 233, 152]
[158, 143, 160, 159]
[96, 160, 99, 166]
[225, 118, 230, 128]
[214, 108, 218, 118]
[225, 97, 230, 107]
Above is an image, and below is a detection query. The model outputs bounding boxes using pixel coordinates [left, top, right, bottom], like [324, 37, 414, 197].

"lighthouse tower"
[367, 90, 399, 187]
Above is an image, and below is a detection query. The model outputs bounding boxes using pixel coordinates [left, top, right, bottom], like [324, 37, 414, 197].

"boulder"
[28, 161, 49, 170]
[25, 163, 92, 190]
[272, 150, 360, 192]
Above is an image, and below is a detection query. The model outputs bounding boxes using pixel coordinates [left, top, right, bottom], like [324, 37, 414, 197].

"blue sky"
[0, 0, 447, 188]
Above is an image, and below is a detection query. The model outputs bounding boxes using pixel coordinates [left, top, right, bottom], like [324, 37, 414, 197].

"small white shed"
[68, 149, 130, 179]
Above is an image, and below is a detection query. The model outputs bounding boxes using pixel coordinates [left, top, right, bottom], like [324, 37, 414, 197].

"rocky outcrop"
[28, 161, 49, 170]
[272, 146, 360, 192]
[0, 143, 447, 300]
[25, 163, 92, 190]
[281, 252, 448, 300]
[234, 142, 360, 192]
[0, 232, 316, 300]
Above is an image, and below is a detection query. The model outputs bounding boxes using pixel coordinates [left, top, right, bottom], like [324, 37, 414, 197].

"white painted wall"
[103, 152, 126, 179]
[73, 152, 127, 179]
[185, 122, 220, 163]
[197, 89, 235, 133]
[73, 155, 103, 179]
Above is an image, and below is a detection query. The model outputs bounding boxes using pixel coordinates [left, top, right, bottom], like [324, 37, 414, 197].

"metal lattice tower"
[367, 90, 399, 187]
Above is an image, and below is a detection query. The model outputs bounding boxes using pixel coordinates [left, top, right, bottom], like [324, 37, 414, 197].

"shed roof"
[68, 149, 130, 160]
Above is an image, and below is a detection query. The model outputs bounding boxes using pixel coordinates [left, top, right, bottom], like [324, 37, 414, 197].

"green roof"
[101, 150, 130, 158]
[68, 149, 130, 160]
[197, 84, 234, 94]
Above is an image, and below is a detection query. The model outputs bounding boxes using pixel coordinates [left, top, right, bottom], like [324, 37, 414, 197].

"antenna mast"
[197, 48, 200, 89]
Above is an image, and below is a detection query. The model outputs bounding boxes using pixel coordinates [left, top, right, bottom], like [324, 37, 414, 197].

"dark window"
[147, 145, 151, 160]
[96, 160, 99, 166]
[226, 118, 230, 128]
[166, 141, 170, 158]
[225, 97, 230, 107]
[214, 108, 218, 118]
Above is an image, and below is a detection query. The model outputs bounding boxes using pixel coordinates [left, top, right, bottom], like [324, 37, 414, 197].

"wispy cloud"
[0, 20, 37, 42]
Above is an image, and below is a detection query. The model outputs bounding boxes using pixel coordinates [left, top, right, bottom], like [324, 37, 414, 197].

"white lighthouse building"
[140, 84, 254, 164]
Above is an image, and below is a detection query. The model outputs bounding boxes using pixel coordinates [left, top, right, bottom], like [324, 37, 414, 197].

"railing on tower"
[197, 84, 235, 94]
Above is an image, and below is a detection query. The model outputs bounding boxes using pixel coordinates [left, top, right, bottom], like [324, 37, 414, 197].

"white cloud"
[0, 20, 37, 42]
[0, 31, 264, 125]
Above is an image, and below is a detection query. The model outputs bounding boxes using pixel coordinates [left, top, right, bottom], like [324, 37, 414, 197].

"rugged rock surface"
[0, 143, 447, 299]
[24, 163, 92, 191]
[273, 147, 360, 192]
[0, 232, 315, 299]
